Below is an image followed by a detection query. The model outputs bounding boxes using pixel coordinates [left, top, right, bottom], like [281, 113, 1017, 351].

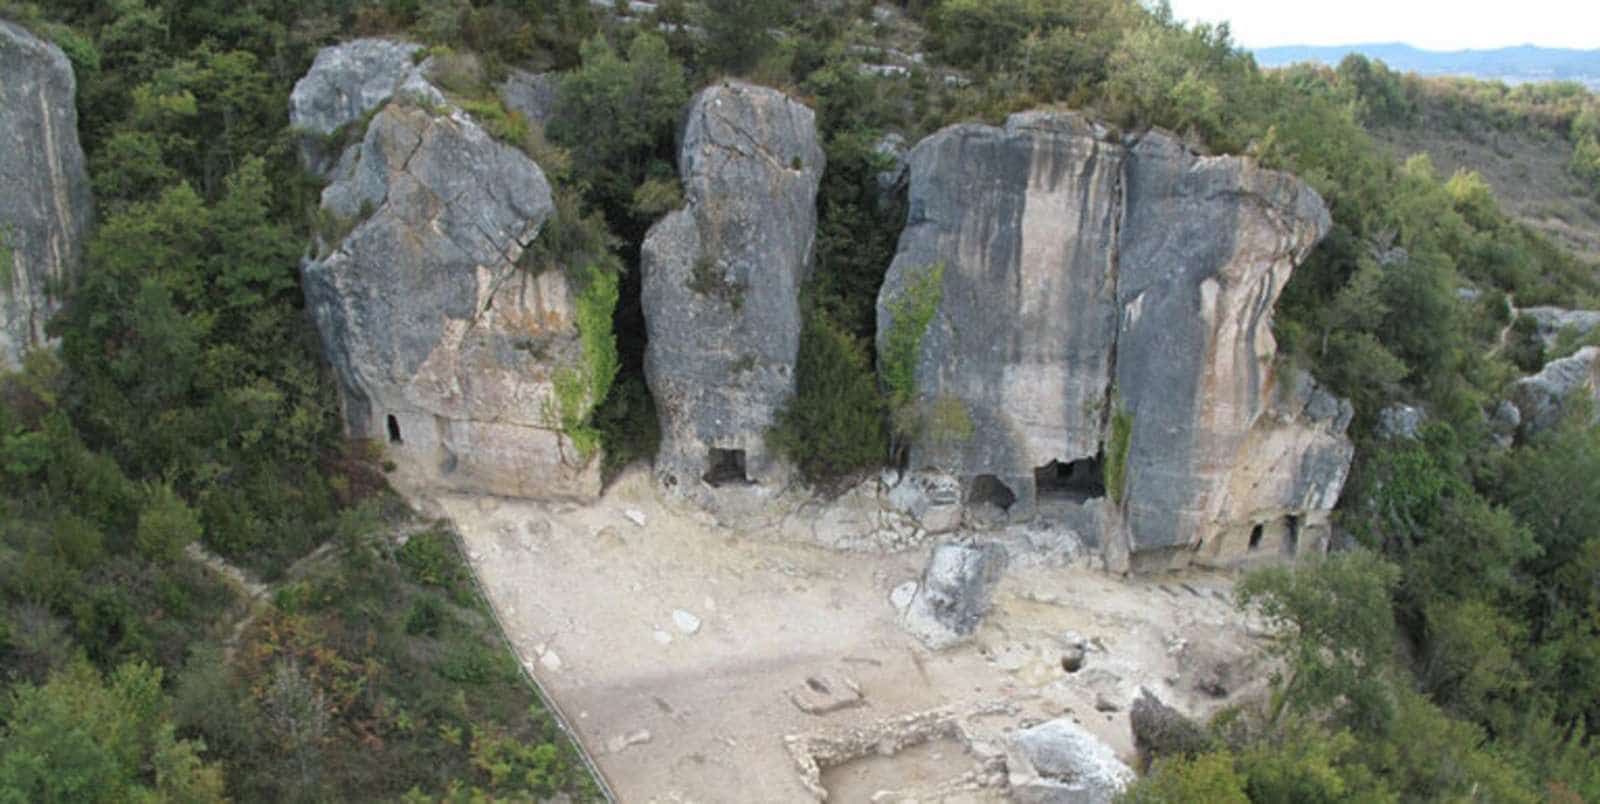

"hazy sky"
[1164, 0, 1600, 50]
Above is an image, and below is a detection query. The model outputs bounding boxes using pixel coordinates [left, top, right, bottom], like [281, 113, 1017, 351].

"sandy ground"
[402, 468, 1265, 803]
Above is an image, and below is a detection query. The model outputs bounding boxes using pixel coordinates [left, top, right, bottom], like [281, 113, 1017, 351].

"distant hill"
[1253, 43, 1600, 88]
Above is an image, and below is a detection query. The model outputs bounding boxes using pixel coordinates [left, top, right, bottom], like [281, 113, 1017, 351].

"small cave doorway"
[1283, 514, 1301, 556]
[703, 448, 752, 487]
[387, 414, 403, 445]
[1034, 454, 1106, 503]
[967, 474, 1017, 511]
[1248, 523, 1264, 552]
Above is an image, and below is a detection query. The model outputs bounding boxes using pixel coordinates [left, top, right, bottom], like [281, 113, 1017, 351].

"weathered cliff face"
[1116, 131, 1333, 562]
[642, 82, 824, 509]
[294, 40, 600, 498]
[878, 111, 1343, 568]
[0, 20, 91, 371]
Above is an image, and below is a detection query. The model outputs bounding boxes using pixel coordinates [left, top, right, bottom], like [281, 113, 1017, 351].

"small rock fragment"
[540, 651, 563, 672]
[890, 581, 918, 612]
[623, 508, 647, 527]
[673, 609, 702, 635]
[606, 730, 652, 754]
[653, 630, 673, 645]
[788, 671, 864, 715]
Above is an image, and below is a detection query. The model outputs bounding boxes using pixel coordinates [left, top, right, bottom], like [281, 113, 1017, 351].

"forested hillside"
[0, 0, 1598, 800]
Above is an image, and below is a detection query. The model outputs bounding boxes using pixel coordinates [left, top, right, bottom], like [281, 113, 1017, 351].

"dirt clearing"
[400, 468, 1266, 802]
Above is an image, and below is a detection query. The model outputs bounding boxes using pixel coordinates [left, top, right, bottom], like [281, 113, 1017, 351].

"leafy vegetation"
[768, 311, 885, 483]
[1105, 404, 1132, 506]
[549, 266, 621, 460]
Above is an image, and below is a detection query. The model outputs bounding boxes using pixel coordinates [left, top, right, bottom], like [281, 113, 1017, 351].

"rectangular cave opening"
[1284, 514, 1301, 556]
[1248, 523, 1264, 551]
[1034, 454, 1106, 503]
[703, 448, 753, 487]
[387, 414, 403, 445]
[966, 474, 1017, 511]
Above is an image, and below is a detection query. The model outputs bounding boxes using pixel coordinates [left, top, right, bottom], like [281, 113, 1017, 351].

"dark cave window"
[1034, 455, 1106, 502]
[1248, 523, 1264, 551]
[703, 448, 752, 487]
[387, 414, 403, 445]
[1284, 515, 1301, 556]
[967, 474, 1017, 511]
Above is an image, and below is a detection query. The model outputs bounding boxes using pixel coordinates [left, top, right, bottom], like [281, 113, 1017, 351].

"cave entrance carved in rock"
[966, 474, 1016, 511]
[1033, 455, 1106, 504]
[703, 448, 753, 487]
[387, 414, 403, 445]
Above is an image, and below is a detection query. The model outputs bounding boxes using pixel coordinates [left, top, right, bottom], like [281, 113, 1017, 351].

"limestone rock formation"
[293, 40, 602, 498]
[1005, 718, 1135, 803]
[1377, 403, 1426, 441]
[0, 20, 91, 370]
[288, 38, 440, 177]
[497, 68, 559, 126]
[1201, 372, 1354, 564]
[877, 111, 1342, 569]
[1520, 305, 1600, 349]
[642, 82, 824, 508]
[900, 542, 1007, 649]
[1511, 346, 1600, 437]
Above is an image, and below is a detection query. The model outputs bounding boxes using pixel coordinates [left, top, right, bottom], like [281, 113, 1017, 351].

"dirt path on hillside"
[403, 468, 1268, 803]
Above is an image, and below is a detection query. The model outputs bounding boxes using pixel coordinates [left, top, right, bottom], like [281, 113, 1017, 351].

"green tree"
[0, 661, 225, 802]
[769, 312, 885, 482]
[1236, 551, 1401, 733]
[549, 33, 688, 223]
[698, 0, 791, 75]
[135, 483, 202, 563]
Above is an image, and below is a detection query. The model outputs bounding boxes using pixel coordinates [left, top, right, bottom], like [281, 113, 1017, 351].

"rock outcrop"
[642, 82, 824, 510]
[877, 111, 1343, 569]
[1520, 305, 1600, 349]
[0, 20, 91, 370]
[294, 40, 603, 498]
[1511, 346, 1600, 437]
[1377, 403, 1426, 441]
[496, 68, 559, 126]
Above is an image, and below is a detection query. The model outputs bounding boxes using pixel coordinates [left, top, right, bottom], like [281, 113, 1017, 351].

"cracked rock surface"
[877, 110, 1345, 569]
[293, 39, 600, 498]
[642, 81, 824, 515]
[0, 20, 91, 370]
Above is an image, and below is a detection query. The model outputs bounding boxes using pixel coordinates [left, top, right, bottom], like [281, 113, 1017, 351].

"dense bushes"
[768, 312, 884, 483]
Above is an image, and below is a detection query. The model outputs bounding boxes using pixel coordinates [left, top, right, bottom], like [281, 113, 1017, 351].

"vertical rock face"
[294, 40, 600, 498]
[878, 111, 1343, 568]
[879, 113, 1123, 515]
[0, 20, 91, 370]
[1115, 132, 1332, 560]
[642, 82, 824, 507]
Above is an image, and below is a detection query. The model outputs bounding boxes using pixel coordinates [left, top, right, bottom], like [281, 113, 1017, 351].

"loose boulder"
[1006, 718, 1136, 803]
[876, 111, 1342, 569]
[294, 40, 605, 498]
[0, 20, 91, 370]
[901, 542, 1007, 649]
[642, 82, 824, 510]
